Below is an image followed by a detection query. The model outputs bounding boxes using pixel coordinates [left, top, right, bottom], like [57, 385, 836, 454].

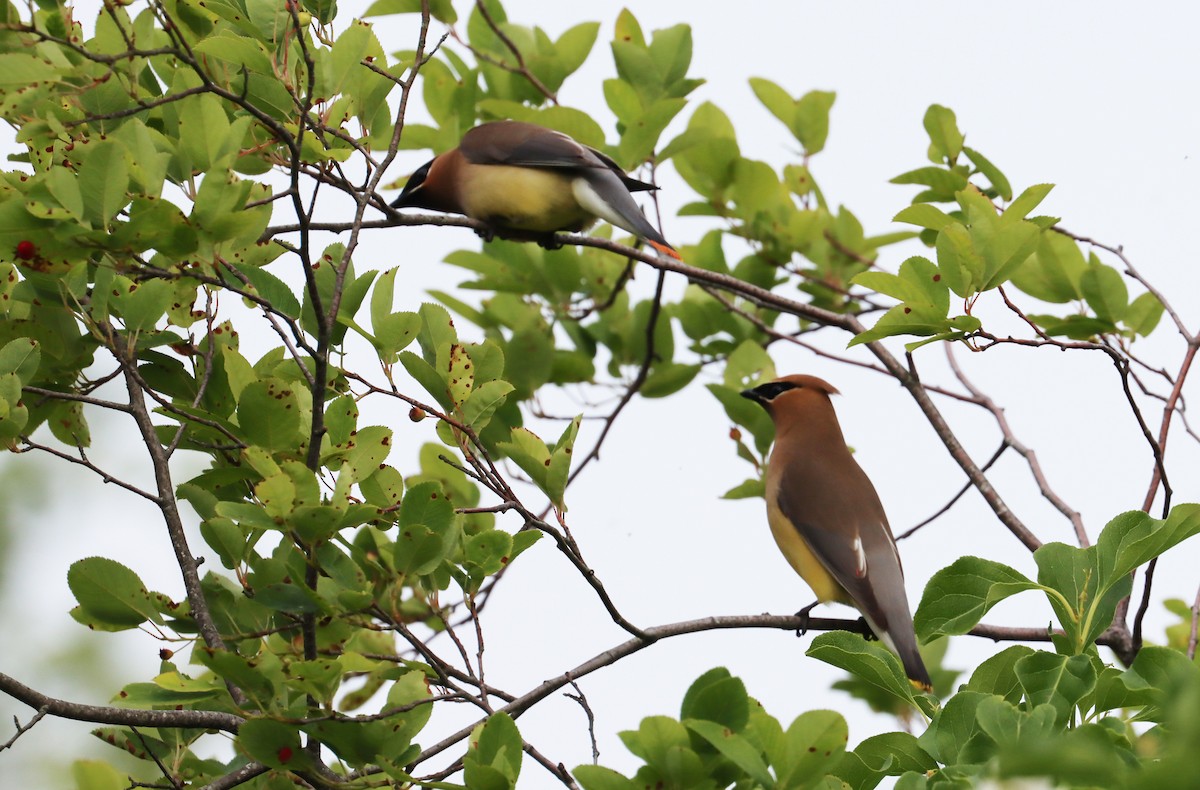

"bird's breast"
[458, 165, 595, 233]
[764, 472, 850, 604]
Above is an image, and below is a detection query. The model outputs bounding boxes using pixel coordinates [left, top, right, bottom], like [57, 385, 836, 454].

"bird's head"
[741, 374, 839, 405]
[390, 158, 436, 210]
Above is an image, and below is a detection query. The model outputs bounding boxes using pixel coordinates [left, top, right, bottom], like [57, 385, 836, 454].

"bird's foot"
[856, 616, 878, 641]
[794, 601, 819, 637]
[536, 234, 564, 250]
[473, 226, 496, 243]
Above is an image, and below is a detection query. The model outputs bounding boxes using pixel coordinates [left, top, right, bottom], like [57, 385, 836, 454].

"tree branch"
[0, 672, 242, 733]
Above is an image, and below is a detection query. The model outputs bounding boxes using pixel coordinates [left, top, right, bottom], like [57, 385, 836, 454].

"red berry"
[158, 648, 174, 660]
[277, 746, 293, 763]
[15, 241, 36, 260]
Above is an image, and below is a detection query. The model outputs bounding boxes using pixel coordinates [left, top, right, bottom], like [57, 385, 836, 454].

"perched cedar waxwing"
[741, 374, 932, 691]
[391, 120, 680, 258]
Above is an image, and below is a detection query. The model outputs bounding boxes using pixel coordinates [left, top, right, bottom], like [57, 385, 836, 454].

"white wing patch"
[852, 533, 867, 578]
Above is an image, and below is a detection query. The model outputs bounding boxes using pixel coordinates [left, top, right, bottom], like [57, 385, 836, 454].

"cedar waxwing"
[741, 374, 932, 691]
[391, 120, 680, 258]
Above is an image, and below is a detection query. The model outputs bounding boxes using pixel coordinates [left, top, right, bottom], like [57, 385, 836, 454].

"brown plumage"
[741, 374, 932, 691]
[391, 120, 679, 258]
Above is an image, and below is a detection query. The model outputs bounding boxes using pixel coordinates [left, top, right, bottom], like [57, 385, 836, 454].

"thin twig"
[896, 442, 1008, 541]
[1132, 557, 1157, 652]
[565, 681, 599, 764]
[944, 345, 1087, 545]
[0, 706, 48, 752]
[16, 439, 160, 503]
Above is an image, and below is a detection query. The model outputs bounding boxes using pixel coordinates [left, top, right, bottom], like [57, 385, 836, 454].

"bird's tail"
[888, 628, 933, 693]
[647, 239, 682, 260]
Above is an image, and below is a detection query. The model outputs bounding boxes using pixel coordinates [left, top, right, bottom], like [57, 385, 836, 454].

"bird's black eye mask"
[742, 380, 798, 403]
[391, 159, 434, 207]
[757, 381, 798, 400]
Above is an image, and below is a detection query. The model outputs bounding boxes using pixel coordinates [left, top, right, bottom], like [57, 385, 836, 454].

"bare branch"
[16, 438, 160, 503]
[111, 334, 246, 705]
[0, 672, 242, 733]
[565, 681, 599, 765]
[0, 706, 48, 752]
[896, 442, 1008, 541]
[407, 610, 1104, 767]
[197, 763, 270, 790]
[944, 345, 1087, 545]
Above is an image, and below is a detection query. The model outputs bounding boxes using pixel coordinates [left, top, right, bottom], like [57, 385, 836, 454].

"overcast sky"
[3, 1, 1200, 786]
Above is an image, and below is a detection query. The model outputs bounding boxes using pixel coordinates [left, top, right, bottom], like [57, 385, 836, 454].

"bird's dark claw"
[536, 234, 564, 250]
[794, 601, 819, 637]
[856, 616, 878, 641]
[474, 226, 496, 243]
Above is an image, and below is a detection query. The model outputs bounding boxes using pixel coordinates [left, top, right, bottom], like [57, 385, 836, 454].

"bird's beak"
[740, 388, 763, 403]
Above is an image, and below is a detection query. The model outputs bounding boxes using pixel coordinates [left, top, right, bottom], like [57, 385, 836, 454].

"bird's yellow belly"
[459, 165, 594, 232]
[766, 499, 849, 604]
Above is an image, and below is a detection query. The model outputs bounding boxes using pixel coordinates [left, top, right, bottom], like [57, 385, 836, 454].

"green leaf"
[1006, 183, 1054, 220]
[200, 517, 247, 570]
[364, 0, 457, 23]
[1124, 291, 1164, 337]
[893, 203, 959, 232]
[792, 89, 837, 154]
[496, 427, 551, 490]
[545, 415, 582, 511]
[890, 166, 970, 200]
[807, 631, 919, 710]
[71, 761, 126, 790]
[400, 350, 452, 412]
[779, 709, 849, 787]
[116, 278, 172, 332]
[640, 362, 700, 398]
[237, 718, 307, 770]
[194, 646, 278, 705]
[395, 481, 458, 575]
[68, 557, 160, 629]
[923, 104, 964, 163]
[974, 697, 1057, 746]
[1015, 652, 1097, 724]
[685, 720, 773, 786]
[721, 478, 764, 500]
[849, 255, 959, 347]
[917, 690, 993, 766]
[574, 765, 638, 790]
[464, 529, 512, 582]
[851, 731, 937, 777]
[465, 712, 523, 789]
[1097, 505, 1200, 583]
[1080, 256, 1129, 323]
[235, 263, 301, 318]
[237, 378, 302, 451]
[914, 556, 1040, 640]
[1010, 230, 1086, 303]
[963, 645, 1037, 703]
[460, 380, 514, 431]
[1034, 539, 1131, 651]
[342, 424, 393, 482]
[679, 667, 749, 730]
[963, 146, 1012, 201]
[77, 141, 131, 228]
[0, 338, 40, 380]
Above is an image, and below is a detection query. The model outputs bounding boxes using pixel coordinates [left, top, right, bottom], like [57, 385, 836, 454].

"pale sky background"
[3, 1, 1200, 787]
